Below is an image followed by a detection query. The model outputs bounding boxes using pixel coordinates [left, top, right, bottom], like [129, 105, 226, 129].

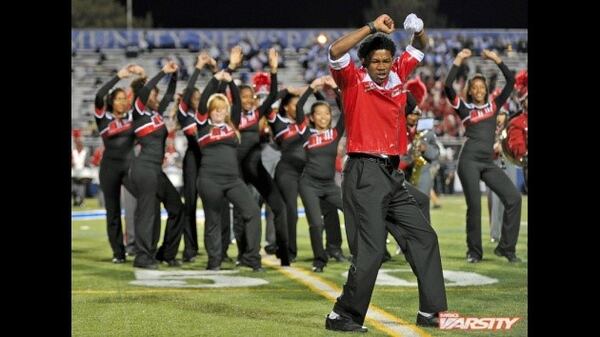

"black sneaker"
[327, 250, 347, 262]
[182, 255, 196, 263]
[112, 257, 126, 264]
[494, 247, 522, 263]
[312, 266, 324, 273]
[206, 265, 220, 271]
[161, 259, 182, 267]
[416, 312, 440, 327]
[264, 244, 278, 255]
[133, 262, 159, 270]
[325, 315, 368, 333]
[466, 253, 481, 263]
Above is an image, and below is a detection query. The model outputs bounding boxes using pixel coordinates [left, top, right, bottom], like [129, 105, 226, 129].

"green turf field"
[72, 194, 527, 336]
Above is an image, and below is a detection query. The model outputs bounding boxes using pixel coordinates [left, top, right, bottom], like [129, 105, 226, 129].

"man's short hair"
[357, 33, 396, 64]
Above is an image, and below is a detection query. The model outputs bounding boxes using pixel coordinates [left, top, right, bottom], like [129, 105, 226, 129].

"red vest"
[330, 46, 422, 155]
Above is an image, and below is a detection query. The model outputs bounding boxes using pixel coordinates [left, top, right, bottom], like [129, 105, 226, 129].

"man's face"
[365, 49, 393, 85]
[407, 112, 420, 127]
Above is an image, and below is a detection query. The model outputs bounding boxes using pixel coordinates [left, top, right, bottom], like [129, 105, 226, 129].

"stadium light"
[317, 33, 328, 46]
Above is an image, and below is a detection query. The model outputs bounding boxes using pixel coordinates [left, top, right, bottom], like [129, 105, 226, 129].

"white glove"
[404, 13, 424, 35]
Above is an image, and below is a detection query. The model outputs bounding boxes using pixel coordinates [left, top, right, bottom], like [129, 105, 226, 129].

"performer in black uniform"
[445, 48, 521, 263]
[296, 75, 345, 272]
[176, 52, 219, 263]
[94, 64, 142, 263]
[268, 87, 345, 262]
[195, 65, 263, 272]
[129, 61, 184, 269]
[230, 48, 291, 266]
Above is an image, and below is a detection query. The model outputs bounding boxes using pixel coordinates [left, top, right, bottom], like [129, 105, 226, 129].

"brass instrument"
[409, 130, 428, 186]
[499, 128, 525, 167]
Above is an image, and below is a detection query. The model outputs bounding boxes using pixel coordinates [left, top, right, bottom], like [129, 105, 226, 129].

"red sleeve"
[507, 121, 527, 159]
[393, 45, 424, 83]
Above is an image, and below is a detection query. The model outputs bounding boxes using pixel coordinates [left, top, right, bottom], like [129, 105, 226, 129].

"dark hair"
[278, 91, 299, 116]
[130, 77, 159, 100]
[465, 74, 488, 103]
[238, 84, 254, 94]
[357, 33, 396, 66]
[106, 88, 127, 112]
[310, 101, 331, 115]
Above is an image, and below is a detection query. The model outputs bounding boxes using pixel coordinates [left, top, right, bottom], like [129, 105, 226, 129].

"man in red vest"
[325, 13, 447, 332]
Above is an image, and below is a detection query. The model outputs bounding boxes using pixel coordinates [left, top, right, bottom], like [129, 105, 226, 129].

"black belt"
[349, 153, 400, 169]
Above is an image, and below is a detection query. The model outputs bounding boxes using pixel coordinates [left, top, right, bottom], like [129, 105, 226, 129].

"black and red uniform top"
[94, 75, 135, 161]
[237, 73, 279, 162]
[267, 89, 330, 169]
[177, 68, 206, 158]
[444, 62, 515, 160]
[296, 87, 345, 180]
[194, 78, 242, 178]
[132, 71, 177, 165]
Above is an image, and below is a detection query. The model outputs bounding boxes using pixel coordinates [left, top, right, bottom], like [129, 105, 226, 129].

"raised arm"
[481, 49, 515, 109]
[258, 48, 280, 117]
[219, 45, 243, 93]
[445, 49, 472, 108]
[182, 53, 210, 110]
[95, 67, 129, 110]
[296, 78, 323, 125]
[221, 71, 242, 127]
[405, 91, 417, 116]
[157, 71, 178, 115]
[198, 76, 220, 115]
[404, 14, 427, 50]
[329, 14, 395, 60]
[138, 61, 177, 106]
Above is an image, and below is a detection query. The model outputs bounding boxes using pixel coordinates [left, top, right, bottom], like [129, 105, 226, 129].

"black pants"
[237, 147, 290, 264]
[275, 160, 343, 259]
[457, 152, 522, 258]
[299, 174, 343, 268]
[198, 174, 262, 269]
[333, 155, 447, 325]
[385, 182, 430, 254]
[182, 149, 201, 260]
[129, 160, 184, 266]
[99, 157, 135, 259]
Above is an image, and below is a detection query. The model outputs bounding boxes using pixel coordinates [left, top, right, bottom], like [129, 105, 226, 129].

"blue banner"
[72, 29, 527, 51]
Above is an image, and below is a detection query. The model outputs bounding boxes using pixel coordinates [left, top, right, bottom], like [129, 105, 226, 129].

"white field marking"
[80, 225, 90, 230]
[342, 269, 498, 287]
[72, 208, 308, 221]
[262, 255, 432, 337]
[129, 269, 268, 288]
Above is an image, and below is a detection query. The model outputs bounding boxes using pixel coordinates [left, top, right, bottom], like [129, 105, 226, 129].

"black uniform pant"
[236, 147, 290, 264]
[198, 174, 262, 269]
[275, 160, 343, 259]
[333, 155, 447, 325]
[457, 152, 522, 258]
[385, 182, 430, 254]
[182, 149, 201, 259]
[298, 174, 343, 268]
[99, 157, 135, 259]
[129, 160, 184, 266]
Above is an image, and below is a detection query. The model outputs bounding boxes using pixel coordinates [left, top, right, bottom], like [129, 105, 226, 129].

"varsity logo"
[439, 312, 520, 330]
